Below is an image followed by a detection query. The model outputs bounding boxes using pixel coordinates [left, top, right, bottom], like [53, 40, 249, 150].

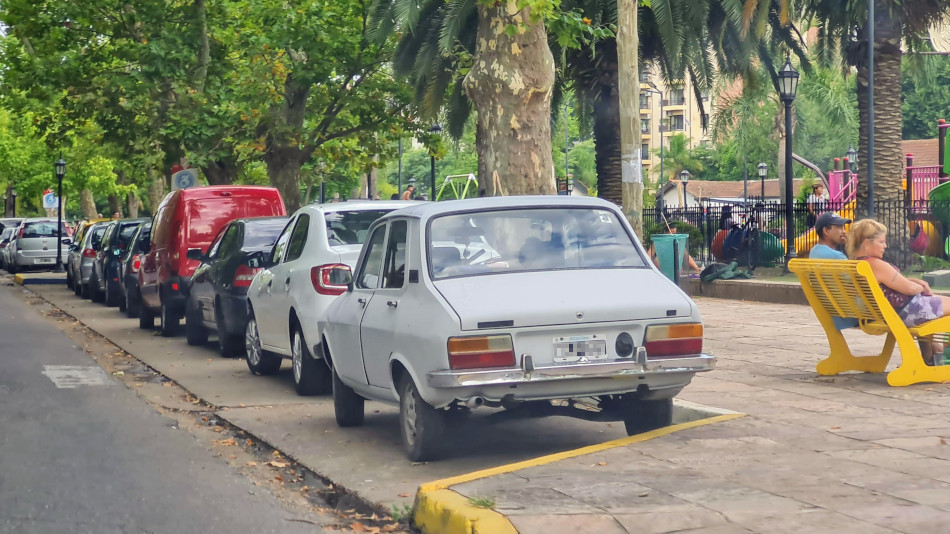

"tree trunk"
[147, 167, 166, 214]
[201, 159, 239, 185]
[194, 0, 210, 93]
[463, 1, 556, 196]
[79, 189, 97, 219]
[591, 40, 621, 206]
[616, 0, 642, 235]
[4, 185, 12, 217]
[264, 75, 311, 211]
[127, 192, 140, 218]
[108, 195, 122, 218]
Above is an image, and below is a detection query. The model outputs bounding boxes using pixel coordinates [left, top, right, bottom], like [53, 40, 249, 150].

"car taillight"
[131, 255, 141, 273]
[17, 228, 23, 238]
[447, 335, 516, 370]
[310, 264, 350, 295]
[644, 323, 703, 358]
[0, 243, 6, 249]
[82, 248, 97, 258]
[233, 264, 260, 287]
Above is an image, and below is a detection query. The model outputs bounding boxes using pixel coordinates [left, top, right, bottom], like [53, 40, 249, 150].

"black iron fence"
[642, 198, 948, 271]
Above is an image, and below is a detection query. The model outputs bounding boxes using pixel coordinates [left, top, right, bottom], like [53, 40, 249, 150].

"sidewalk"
[417, 299, 950, 534]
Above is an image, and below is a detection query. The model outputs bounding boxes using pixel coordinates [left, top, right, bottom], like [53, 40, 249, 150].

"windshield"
[427, 208, 647, 279]
[325, 210, 392, 246]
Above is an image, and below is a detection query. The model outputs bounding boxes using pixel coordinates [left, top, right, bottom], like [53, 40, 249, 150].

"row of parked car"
[44, 186, 716, 461]
[0, 217, 70, 273]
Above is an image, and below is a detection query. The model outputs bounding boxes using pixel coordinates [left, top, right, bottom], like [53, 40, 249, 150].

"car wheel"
[214, 304, 243, 357]
[66, 269, 73, 289]
[332, 363, 364, 427]
[185, 299, 208, 346]
[399, 375, 445, 462]
[81, 280, 92, 300]
[104, 280, 119, 307]
[90, 274, 104, 303]
[291, 324, 330, 396]
[160, 299, 180, 337]
[244, 312, 280, 375]
[139, 305, 155, 329]
[8, 261, 16, 274]
[125, 290, 139, 318]
[622, 397, 673, 436]
[74, 276, 82, 296]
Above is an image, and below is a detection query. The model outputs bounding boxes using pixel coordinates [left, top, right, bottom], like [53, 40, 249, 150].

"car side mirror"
[62, 238, 72, 246]
[246, 250, 265, 269]
[328, 267, 353, 291]
[186, 248, 204, 261]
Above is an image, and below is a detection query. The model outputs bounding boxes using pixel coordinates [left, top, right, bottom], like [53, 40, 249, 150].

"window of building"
[641, 143, 650, 159]
[669, 114, 685, 131]
[640, 115, 650, 134]
[639, 92, 649, 109]
[669, 88, 685, 106]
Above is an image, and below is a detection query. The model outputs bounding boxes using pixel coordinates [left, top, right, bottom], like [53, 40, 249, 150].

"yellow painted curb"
[13, 274, 25, 286]
[414, 489, 517, 534]
[413, 413, 745, 534]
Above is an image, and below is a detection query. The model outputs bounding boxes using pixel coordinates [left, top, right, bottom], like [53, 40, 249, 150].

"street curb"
[13, 273, 65, 286]
[413, 413, 745, 534]
[13, 274, 24, 285]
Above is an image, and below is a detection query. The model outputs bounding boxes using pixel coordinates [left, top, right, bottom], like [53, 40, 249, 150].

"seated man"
[809, 212, 858, 329]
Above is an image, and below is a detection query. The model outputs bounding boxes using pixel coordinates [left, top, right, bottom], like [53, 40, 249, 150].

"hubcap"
[161, 304, 167, 328]
[292, 331, 302, 383]
[403, 387, 418, 446]
[246, 319, 261, 365]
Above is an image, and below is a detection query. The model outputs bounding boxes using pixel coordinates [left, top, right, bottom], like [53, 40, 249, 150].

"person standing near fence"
[806, 184, 827, 228]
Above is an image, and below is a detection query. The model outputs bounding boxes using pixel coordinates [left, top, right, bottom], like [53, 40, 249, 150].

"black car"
[93, 218, 148, 308]
[184, 216, 288, 356]
[119, 221, 152, 318]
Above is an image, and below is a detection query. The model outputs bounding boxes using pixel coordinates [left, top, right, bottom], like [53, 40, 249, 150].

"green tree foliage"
[902, 55, 950, 140]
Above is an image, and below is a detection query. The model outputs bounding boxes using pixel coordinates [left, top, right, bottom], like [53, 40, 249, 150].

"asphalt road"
[0, 286, 330, 533]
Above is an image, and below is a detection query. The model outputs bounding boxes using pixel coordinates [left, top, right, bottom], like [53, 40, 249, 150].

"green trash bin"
[652, 233, 689, 283]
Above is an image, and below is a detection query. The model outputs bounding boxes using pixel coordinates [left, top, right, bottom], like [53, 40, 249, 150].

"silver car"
[8, 218, 71, 273]
[0, 228, 15, 270]
[70, 222, 109, 299]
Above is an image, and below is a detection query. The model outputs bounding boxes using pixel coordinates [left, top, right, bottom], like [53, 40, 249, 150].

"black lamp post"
[11, 185, 16, 217]
[758, 162, 768, 200]
[680, 169, 690, 207]
[54, 156, 66, 273]
[846, 144, 858, 173]
[429, 124, 442, 200]
[778, 58, 800, 271]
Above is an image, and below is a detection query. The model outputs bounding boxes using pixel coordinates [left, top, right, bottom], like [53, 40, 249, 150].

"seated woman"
[847, 219, 950, 364]
[648, 226, 701, 276]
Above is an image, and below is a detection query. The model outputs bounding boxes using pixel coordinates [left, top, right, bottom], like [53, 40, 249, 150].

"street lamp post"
[778, 58, 800, 271]
[680, 169, 690, 208]
[846, 144, 858, 173]
[11, 186, 17, 217]
[758, 162, 768, 200]
[54, 156, 66, 273]
[429, 124, 442, 200]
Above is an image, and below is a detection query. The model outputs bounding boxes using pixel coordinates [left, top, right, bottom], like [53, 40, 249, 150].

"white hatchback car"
[318, 196, 716, 461]
[244, 200, 422, 395]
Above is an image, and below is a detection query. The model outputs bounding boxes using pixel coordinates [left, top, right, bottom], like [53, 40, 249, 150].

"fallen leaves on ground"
[267, 461, 287, 468]
[212, 437, 236, 446]
[247, 461, 258, 466]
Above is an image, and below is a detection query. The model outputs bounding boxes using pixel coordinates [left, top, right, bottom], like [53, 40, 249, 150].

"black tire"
[139, 306, 155, 329]
[622, 397, 674, 436]
[160, 298, 180, 337]
[9, 261, 16, 274]
[125, 289, 140, 318]
[185, 299, 208, 346]
[244, 312, 280, 375]
[66, 269, 73, 289]
[399, 375, 445, 462]
[215, 304, 243, 357]
[104, 279, 120, 307]
[117, 285, 127, 312]
[74, 275, 83, 296]
[332, 364, 364, 427]
[90, 273, 104, 303]
[81, 280, 92, 300]
[291, 324, 330, 396]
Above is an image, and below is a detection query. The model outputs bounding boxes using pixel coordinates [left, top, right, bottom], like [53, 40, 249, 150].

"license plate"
[34, 258, 55, 264]
[553, 335, 607, 364]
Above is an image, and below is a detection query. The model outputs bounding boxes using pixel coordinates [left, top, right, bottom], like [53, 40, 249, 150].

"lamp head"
[55, 157, 67, 179]
[777, 58, 799, 101]
[757, 162, 768, 179]
[680, 169, 691, 184]
[846, 144, 858, 164]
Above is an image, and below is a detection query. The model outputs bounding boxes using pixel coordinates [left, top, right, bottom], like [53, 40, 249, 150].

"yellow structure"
[789, 258, 950, 386]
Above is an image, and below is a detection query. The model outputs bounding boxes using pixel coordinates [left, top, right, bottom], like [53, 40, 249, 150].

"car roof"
[309, 200, 425, 214]
[176, 185, 281, 200]
[376, 196, 620, 221]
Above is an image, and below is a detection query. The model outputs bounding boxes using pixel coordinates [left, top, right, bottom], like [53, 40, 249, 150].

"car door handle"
[386, 300, 398, 308]
[357, 297, 367, 307]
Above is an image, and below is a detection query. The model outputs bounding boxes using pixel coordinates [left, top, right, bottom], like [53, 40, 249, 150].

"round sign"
[43, 192, 58, 209]
[172, 169, 198, 190]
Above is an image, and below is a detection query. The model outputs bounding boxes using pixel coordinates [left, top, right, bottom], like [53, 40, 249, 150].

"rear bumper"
[160, 276, 190, 315]
[218, 294, 249, 336]
[426, 354, 716, 389]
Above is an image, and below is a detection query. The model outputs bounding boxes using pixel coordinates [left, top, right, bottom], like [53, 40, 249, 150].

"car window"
[117, 223, 140, 249]
[89, 226, 107, 249]
[22, 221, 68, 238]
[205, 225, 229, 260]
[427, 208, 647, 279]
[244, 219, 288, 249]
[270, 220, 294, 265]
[285, 214, 310, 262]
[381, 220, 408, 289]
[357, 225, 387, 289]
[325, 210, 392, 246]
[136, 225, 152, 253]
[217, 225, 242, 258]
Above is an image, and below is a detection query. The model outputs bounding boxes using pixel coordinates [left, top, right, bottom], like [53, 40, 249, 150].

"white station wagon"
[318, 196, 716, 461]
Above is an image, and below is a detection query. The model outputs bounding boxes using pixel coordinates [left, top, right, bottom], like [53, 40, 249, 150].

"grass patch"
[390, 503, 413, 522]
[468, 496, 496, 509]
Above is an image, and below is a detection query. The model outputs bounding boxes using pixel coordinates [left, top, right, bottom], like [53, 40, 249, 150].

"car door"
[359, 219, 409, 388]
[192, 224, 229, 322]
[265, 213, 310, 354]
[254, 218, 294, 350]
[330, 224, 387, 386]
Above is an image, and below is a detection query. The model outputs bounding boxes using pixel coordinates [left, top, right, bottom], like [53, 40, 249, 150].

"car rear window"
[244, 219, 289, 249]
[427, 208, 647, 279]
[22, 222, 68, 238]
[117, 223, 141, 248]
[185, 197, 284, 246]
[325, 210, 393, 245]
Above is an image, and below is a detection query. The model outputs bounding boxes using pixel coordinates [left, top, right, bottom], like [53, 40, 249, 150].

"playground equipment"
[435, 173, 478, 201]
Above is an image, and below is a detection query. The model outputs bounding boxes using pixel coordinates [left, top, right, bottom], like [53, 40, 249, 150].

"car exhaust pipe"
[465, 396, 485, 409]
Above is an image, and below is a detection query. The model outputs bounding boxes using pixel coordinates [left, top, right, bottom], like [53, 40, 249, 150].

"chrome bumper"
[426, 354, 716, 388]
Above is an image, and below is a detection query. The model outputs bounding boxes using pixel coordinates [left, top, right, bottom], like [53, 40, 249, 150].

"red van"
[138, 186, 286, 336]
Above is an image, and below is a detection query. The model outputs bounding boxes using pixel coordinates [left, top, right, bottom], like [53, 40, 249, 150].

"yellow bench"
[789, 258, 950, 386]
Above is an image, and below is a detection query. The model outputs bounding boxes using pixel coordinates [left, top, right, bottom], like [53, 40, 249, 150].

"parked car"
[314, 197, 716, 461]
[92, 218, 148, 309]
[119, 222, 152, 318]
[244, 201, 418, 395]
[72, 222, 109, 299]
[0, 228, 15, 270]
[138, 186, 286, 336]
[184, 216, 289, 356]
[0, 218, 23, 233]
[6, 218, 71, 273]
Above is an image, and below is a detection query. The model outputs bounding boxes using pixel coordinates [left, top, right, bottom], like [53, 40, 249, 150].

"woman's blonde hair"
[846, 219, 887, 258]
